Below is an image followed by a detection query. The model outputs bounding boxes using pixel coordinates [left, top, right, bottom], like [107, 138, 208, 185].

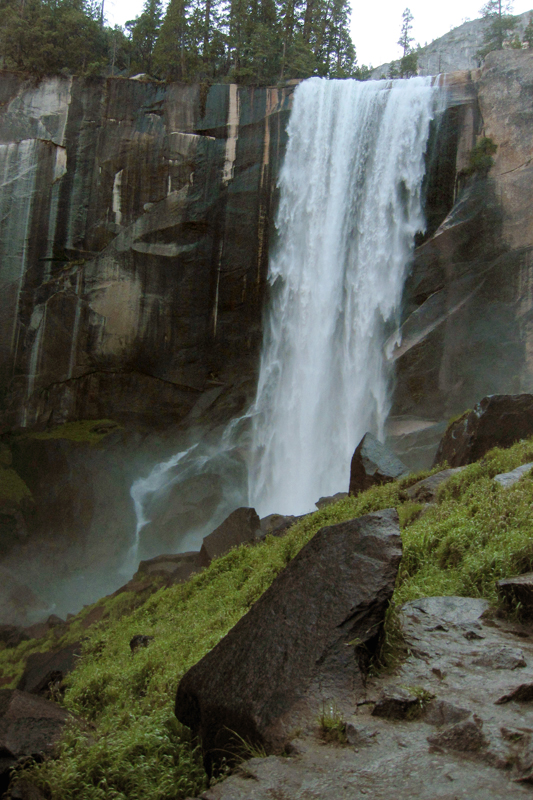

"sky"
[103, 0, 533, 69]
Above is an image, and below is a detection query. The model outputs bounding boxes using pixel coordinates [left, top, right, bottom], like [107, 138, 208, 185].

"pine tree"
[126, 0, 163, 74]
[398, 7, 414, 57]
[153, 0, 199, 80]
[478, 0, 516, 58]
[0, 0, 108, 75]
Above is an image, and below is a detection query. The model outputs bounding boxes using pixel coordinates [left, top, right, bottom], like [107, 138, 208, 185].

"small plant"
[463, 137, 498, 177]
[225, 728, 268, 760]
[402, 685, 435, 719]
[317, 701, 347, 744]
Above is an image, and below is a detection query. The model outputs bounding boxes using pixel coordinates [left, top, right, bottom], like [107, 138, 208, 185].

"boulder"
[494, 462, 533, 488]
[175, 508, 402, 772]
[258, 514, 299, 540]
[24, 615, 66, 642]
[349, 433, 409, 496]
[498, 573, 533, 618]
[496, 683, 533, 705]
[130, 635, 154, 654]
[315, 492, 349, 509]
[427, 719, 487, 754]
[17, 643, 82, 696]
[406, 467, 466, 503]
[199, 507, 261, 568]
[135, 552, 203, 586]
[371, 688, 421, 720]
[0, 625, 29, 649]
[0, 690, 73, 794]
[433, 394, 533, 468]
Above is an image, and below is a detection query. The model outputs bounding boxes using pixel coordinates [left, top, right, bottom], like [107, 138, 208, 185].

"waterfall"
[124, 75, 440, 571]
[248, 76, 440, 517]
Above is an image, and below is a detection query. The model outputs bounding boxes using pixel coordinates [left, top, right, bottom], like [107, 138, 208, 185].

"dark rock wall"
[389, 52, 533, 469]
[0, 75, 294, 432]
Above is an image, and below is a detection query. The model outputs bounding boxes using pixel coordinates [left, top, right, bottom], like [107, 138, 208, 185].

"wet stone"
[423, 700, 471, 727]
[371, 688, 421, 721]
[495, 683, 533, 704]
[427, 719, 487, 753]
[472, 645, 526, 670]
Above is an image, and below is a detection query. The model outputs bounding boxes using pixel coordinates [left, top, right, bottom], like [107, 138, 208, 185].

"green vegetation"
[0, 466, 32, 503]
[317, 701, 346, 744]
[463, 137, 498, 177]
[5, 436, 533, 797]
[478, 0, 517, 59]
[24, 419, 121, 446]
[0, 0, 365, 83]
[402, 685, 435, 719]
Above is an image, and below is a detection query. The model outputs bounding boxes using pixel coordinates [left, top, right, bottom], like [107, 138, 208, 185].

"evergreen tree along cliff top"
[0, 0, 368, 83]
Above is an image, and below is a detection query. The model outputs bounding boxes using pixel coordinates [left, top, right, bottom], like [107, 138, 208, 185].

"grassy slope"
[3, 437, 533, 798]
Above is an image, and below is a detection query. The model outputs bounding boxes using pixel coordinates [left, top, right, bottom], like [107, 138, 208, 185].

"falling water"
[248, 76, 440, 517]
[125, 75, 441, 569]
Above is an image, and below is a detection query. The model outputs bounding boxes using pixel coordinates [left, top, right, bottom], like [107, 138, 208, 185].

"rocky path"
[200, 597, 533, 799]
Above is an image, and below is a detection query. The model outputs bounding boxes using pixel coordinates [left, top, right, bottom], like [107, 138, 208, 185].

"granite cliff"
[0, 76, 294, 432]
[1, 50, 533, 619]
[390, 50, 533, 468]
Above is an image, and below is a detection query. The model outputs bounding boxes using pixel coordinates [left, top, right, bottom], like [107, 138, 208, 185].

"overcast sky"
[104, 0, 533, 70]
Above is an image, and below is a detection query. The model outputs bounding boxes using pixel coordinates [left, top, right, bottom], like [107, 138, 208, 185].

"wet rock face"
[349, 433, 409, 496]
[198, 594, 533, 800]
[390, 51, 533, 471]
[433, 394, 533, 467]
[175, 508, 402, 773]
[0, 77, 293, 431]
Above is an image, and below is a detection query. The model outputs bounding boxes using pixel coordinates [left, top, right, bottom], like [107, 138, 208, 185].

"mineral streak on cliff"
[0, 76, 294, 433]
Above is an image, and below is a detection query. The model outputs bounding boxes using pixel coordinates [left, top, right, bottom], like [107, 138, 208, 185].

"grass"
[317, 702, 347, 744]
[23, 420, 122, 446]
[6, 436, 533, 797]
[0, 466, 32, 503]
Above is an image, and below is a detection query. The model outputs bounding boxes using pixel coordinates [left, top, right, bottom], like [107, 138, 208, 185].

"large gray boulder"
[199, 507, 261, 567]
[175, 508, 402, 773]
[349, 433, 409, 496]
[433, 394, 533, 468]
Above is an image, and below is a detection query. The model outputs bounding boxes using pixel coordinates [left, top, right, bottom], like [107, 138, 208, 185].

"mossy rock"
[24, 419, 122, 446]
[0, 467, 32, 503]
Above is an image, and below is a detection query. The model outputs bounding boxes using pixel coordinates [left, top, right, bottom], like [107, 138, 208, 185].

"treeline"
[0, 0, 369, 83]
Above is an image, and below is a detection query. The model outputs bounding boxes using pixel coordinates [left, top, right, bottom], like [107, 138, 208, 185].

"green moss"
[24, 420, 122, 446]
[0, 466, 32, 503]
[12, 434, 533, 798]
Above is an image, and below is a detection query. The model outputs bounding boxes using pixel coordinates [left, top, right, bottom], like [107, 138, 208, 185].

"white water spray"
[248, 76, 440, 517]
